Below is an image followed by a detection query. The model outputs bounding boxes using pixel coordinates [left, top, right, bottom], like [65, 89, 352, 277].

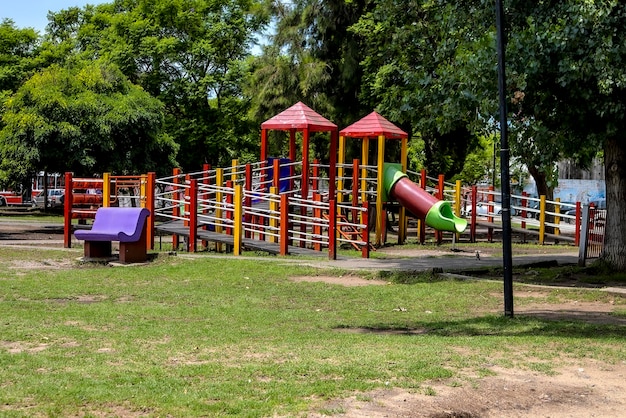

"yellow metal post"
[361, 138, 369, 204]
[102, 173, 110, 207]
[337, 135, 346, 204]
[554, 197, 561, 236]
[231, 159, 238, 183]
[539, 195, 546, 245]
[140, 174, 147, 208]
[269, 186, 279, 243]
[233, 185, 242, 255]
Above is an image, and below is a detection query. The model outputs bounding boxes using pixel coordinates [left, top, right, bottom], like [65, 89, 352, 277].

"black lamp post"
[496, 0, 514, 317]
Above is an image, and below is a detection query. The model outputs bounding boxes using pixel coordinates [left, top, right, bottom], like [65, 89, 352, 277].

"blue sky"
[1, 1, 107, 33]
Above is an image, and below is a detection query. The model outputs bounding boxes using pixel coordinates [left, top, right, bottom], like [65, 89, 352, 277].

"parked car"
[465, 202, 502, 216]
[32, 189, 65, 209]
[563, 199, 605, 223]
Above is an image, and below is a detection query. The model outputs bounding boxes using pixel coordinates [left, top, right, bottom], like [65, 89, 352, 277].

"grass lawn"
[0, 246, 625, 417]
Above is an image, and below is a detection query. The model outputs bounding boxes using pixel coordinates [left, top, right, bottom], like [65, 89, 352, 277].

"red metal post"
[63, 172, 73, 248]
[328, 198, 337, 260]
[273, 158, 281, 191]
[188, 179, 198, 252]
[172, 168, 181, 251]
[328, 130, 338, 200]
[470, 185, 478, 242]
[362, 201, 370, 259]
[302, 129, 310, 200]
[289, 128, 296, 192]
[201, 164, 210, 249]
[521, 191, 527, 230]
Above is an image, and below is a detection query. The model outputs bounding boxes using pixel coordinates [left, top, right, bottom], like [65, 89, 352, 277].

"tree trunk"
[601, 136, 626, 269]
[527, 165, 555, 234]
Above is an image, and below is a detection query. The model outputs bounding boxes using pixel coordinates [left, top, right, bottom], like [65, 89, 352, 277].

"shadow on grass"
[335, 313, 626, 339]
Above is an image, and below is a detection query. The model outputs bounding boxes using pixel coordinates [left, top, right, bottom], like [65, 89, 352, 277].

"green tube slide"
[383, 164, 467, 233]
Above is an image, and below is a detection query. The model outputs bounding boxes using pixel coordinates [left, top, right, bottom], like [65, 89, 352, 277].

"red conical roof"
[261, 102, 337, 132]
[340, 111, 408, 139]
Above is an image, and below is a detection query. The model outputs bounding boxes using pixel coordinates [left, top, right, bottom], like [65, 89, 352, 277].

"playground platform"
[155, 220, 324, 257]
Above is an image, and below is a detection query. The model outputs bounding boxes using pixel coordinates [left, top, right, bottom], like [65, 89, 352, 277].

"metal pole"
[496, 0, 514, 317]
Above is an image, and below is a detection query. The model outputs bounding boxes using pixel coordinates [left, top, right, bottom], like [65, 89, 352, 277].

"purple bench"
[74, 207, 150, 263]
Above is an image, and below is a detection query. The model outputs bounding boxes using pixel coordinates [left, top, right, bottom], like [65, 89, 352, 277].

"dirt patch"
[9, 259, 73, 270]
[309, 362, 626, 417]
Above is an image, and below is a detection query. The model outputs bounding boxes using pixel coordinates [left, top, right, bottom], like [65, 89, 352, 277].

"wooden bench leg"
[84, 241, 112, 259]
[119, 228, 148, 263]
[119, 241, 147, 263]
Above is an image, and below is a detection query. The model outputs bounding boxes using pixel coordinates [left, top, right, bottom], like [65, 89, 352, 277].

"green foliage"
[0, 60, 177, 180]
[456, 134, 496, 185]
[41, 0, 268, 170]
[351, 0, 490, 177]
[0, 20, 40, 94]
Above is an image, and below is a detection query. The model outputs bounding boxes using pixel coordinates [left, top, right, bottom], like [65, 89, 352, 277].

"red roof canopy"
[261, 102, 337, 132]
[340, 111, 408, 139]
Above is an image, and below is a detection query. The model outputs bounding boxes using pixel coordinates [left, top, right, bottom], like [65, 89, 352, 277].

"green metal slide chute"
[383, 164, 467, 233]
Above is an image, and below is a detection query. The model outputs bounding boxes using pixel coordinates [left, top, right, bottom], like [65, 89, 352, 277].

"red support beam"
[172, 168, 181, 251]
[188, 179, 198, 252]
[470, 185, 478, 242]
[328, 198, 337, 260]
[63, 172, 73, 248]
[362, 201, 370, 259]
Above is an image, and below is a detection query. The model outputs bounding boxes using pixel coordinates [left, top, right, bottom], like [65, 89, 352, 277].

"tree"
[0, 60, 177, 184]
[350, 0, 490, 176]
[504, 2, 626, 268]
[44, 0, 268, 170]
[250, 0, 370, 126]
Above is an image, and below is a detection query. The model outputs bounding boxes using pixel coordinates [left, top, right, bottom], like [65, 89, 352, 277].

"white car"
[465, 202, 502, 216]
[32, 189, 65, 209]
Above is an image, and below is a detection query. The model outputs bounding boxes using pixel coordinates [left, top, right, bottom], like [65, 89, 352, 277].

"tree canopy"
[0, 60, 177, 184]
[44, 0, 268, 170]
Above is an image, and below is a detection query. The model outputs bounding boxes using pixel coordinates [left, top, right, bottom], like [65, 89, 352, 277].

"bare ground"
[308, 361, 626, 418]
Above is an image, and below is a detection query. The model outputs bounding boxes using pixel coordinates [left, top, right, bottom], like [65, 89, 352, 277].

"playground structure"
[62, 102, 603, 261]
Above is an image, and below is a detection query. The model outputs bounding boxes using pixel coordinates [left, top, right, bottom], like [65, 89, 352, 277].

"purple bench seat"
[74, 207, 150, 263]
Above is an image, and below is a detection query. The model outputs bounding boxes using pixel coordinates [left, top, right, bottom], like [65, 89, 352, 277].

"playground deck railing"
[65, 164, 602, 266]
[153, 167, 370, 257]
